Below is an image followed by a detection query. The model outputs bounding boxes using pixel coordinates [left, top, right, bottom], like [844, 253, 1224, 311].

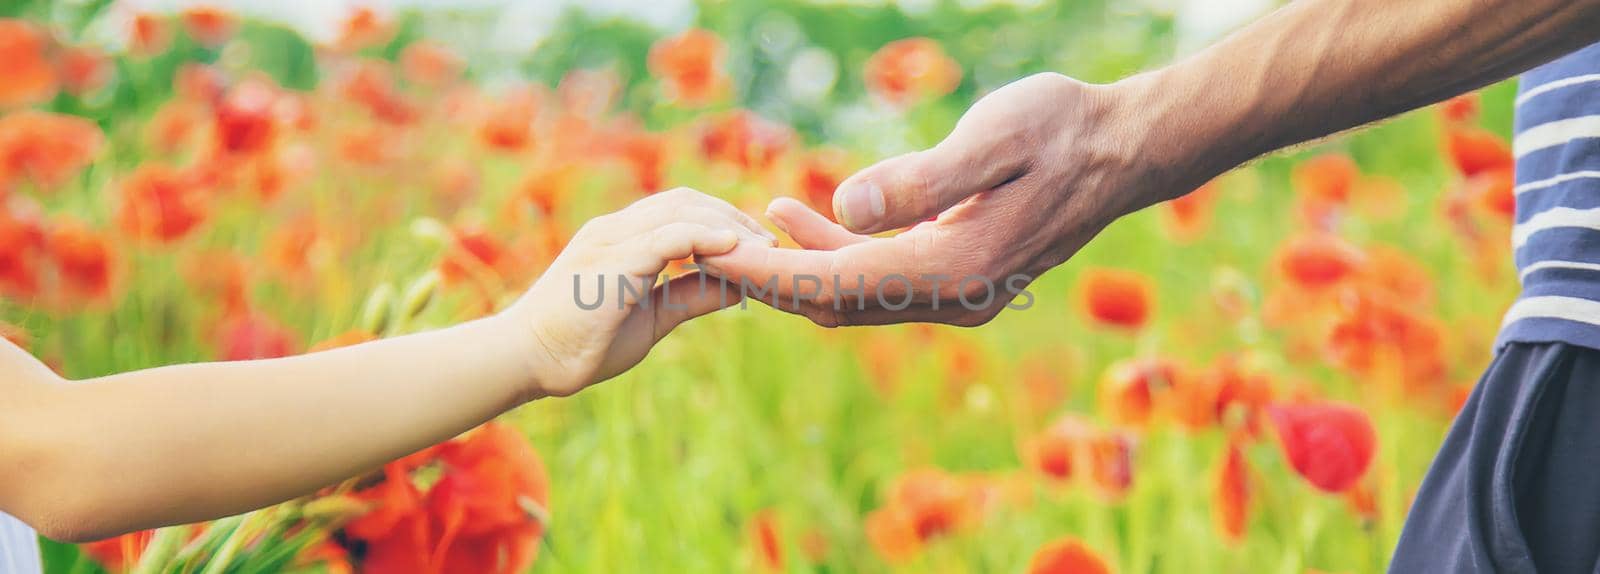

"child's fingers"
[666, 206, 773, 244]
[630, 188, 776, 242]
[632, 222, 741, 270]
[652, 272, 744, 340]
[711, 201, 777, 242]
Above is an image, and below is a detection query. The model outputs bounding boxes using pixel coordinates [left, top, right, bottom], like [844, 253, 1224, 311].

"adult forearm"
[1118, 0, 1600, 201]
[11, 314, 534, 542]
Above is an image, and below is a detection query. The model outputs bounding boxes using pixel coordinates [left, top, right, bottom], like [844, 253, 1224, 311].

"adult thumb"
[831, 141, 1010, 234]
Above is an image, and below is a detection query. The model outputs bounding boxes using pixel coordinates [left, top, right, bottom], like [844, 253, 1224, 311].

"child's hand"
[505, 188, 775, 399]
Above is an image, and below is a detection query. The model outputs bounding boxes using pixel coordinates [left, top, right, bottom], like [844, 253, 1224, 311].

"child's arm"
[0, 188, 773, 542]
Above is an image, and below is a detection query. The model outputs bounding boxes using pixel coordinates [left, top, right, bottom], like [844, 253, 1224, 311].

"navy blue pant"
[1391, 342, 1600, 573]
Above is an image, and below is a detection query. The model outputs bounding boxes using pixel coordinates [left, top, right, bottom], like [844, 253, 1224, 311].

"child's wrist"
[488, 304, 557, 404]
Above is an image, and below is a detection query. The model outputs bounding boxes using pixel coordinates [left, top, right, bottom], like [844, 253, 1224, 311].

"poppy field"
[1, 1, 1521, 573]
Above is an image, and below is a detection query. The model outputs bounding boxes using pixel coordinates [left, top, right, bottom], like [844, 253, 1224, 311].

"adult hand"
[699, 72, 1196, 327]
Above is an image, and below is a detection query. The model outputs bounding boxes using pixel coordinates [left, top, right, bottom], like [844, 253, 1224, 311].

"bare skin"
[0, 188, 773, 542]
[700, 0, 1600, 327]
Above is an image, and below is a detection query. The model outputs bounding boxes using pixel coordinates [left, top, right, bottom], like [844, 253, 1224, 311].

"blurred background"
[1, 0, 1517, 572]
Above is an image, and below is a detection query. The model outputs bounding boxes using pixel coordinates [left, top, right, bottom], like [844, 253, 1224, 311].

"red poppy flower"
[478, 87, 539, 153]
[1099, 358, 1176, 427]
[1445, 126, 1513, 178]
[864, 507, 921, 564]
[348, 423, 549, 574]
[796, 148, 852, 221]
[145, 103, 200, 155]
[335, 123, 403, 167]
[888, 469, 971, 541]
[335, 7, 394, 53]
[430, 157, 480, 210]
[439, 225, 510, 287]
[341, 60, 418, 125]
[1023, 414, 1092, 481]
[213, 80, 279, 158]
[864, 468, 993, 562]
[1438, 92, 1479, 124]
[1357, 246, 1435, 308]
[1088, 430, 1136, 498]
[428, 424, 550, 534]
[401, 41, 463, 88]
[1325, 291, 1448, 386]
[1207, 356, 1276, 437]
[0, 110, 104, 192]
[1466, 167, 1516, 221]
[175, 63, 226, 104]
[864, 38, 962, 107]
[1163, 366, 1221, 432]
[1267, 401, 1376, 493]
[57, 45, 112, 96]
[1294, 154, 1358, 205]
[1276, 233, 1364, 291]
[183, 250, 249, 314]
[264, 216, 321, 276]
[1160, 180, 1219, 242]
[699, 110, 793, 172]
[80, 530, 155, 572]
[648, 28, 727, 106]
[749, 510, 784, 571]
[181, 6, 237, 48]
[1077, 268, 1154, 331]
[1026, 537, 1112, 574]
[1213, 442, 1252, 544]
[0, 19, 58, 108]
[510, 165, 576, 219]
[0, 206, 44, 298]
[345, 463, 424, 543]
[216, 311, 297, 361]
[616, 130, 667, 193]
[116, 163, 208, 242]
[47, 218, 114, 301]
[129, 13, 172, 57]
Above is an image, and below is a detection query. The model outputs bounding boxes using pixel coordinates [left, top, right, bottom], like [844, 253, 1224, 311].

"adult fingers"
[831, 133, 1022, 235]
[694, 240, 840, 302]
[745, 287, 1013, 328]
[697, 231, 946, 306]
[765, 197, 868, 250]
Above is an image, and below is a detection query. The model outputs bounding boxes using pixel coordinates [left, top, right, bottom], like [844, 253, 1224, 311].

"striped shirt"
[1501, 42, 1600, 351]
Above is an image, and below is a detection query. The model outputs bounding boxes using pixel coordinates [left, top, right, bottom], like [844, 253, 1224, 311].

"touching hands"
[504, 188, 775, 399]
[502, 72, 1200, 396]
[699, 73, 1184, 327]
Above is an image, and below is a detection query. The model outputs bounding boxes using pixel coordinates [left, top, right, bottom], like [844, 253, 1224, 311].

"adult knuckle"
[955, 277, 992, 301]
[811, 308, 843, 329]
[909, 157, 939, 211]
